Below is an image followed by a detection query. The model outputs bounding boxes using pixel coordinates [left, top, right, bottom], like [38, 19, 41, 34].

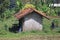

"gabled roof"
[15, 8, 49, 20]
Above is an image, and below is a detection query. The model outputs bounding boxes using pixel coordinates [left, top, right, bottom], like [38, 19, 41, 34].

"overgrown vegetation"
[0, 0, 10, 14]
[0, 0, 60, 36]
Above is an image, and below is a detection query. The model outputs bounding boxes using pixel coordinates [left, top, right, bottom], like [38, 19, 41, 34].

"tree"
[0, 0, 10, 19]
[0, 0, 10, 14]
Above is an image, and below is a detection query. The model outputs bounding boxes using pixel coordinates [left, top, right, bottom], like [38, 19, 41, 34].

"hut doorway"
[18, 18, 24, 32]
[9, 18, 24, 33]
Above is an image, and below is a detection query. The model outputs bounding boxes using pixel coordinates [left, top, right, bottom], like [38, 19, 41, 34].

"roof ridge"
[15, 8, 50, 20]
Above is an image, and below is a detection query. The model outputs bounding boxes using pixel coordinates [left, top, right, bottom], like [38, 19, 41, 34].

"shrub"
[0, 0, 10, 14]
[0, 30, 7, 35]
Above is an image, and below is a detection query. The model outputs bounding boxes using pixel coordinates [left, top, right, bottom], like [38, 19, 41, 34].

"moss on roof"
[23, 4, 35, 9]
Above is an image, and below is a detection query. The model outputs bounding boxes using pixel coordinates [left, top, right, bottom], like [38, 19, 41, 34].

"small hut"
[15, 8, 49, 31]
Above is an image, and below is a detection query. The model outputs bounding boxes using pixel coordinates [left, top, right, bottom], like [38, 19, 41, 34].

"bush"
[36, 4, 57, 16]
[0, 0, 10, 14]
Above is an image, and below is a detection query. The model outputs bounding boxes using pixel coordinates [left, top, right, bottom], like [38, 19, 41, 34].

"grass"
[0, 17, 60, 38]
[0, 30, 60, 40]
[0, 30, 60, 38]
[0, 17, 60, 40]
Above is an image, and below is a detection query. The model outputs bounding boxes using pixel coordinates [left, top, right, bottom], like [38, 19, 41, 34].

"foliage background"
[0, 0, 60, 35]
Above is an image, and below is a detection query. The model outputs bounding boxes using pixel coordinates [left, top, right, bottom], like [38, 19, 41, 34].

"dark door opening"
[9, 18, 24, 33]
[19, 18, 24, 32]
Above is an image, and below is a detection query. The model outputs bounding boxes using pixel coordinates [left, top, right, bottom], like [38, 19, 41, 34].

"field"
[0, 17, 60, 40]
[0, 0, 60, 40]
[0, 31, 60, 40]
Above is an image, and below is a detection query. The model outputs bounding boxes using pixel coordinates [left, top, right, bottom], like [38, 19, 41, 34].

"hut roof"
[15, 8, 49, 20]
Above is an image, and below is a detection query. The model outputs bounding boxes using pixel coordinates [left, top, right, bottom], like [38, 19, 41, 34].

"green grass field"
[0, 31, 60, 40]
[0, 17, 60, 38]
